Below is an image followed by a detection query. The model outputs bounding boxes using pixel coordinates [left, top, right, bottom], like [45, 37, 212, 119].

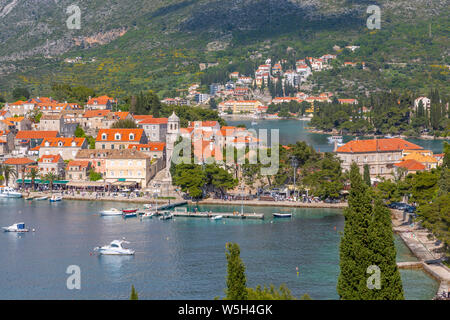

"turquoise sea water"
[227, 119, 449, 153]
[0, 199, 438, 299]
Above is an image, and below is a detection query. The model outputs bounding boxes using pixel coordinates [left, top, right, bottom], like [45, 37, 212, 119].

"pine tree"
[130, 285, 139, 300]
[225, 243, 248, 300]
[337, 163, 373, 299]
[363, 164, 371, 187]
[364, 197, 404, 300]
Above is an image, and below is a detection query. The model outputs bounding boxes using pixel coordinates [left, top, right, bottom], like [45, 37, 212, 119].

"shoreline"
[24, 191, 348, 209]
[391, 209, 450, 299]
[307, 128, 449, 141]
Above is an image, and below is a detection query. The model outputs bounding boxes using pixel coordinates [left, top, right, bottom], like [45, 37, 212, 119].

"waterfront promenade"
[392, 209, 450, 299]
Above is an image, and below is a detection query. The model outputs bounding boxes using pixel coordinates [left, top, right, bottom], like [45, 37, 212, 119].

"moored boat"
[211, 215, 223, 220]
[122, 208, 138, 213]
[141, 211, 155, 219]
[49, 195, 62, 202]
[159, 211, 173, 220]
[0, 186, 22, 198]
[3, 222, 29, 232]
[273, 213, 292, 218]
[100, 208, 122, 216]
[93, 240, 135, 255]
[35, 196, 48, 201]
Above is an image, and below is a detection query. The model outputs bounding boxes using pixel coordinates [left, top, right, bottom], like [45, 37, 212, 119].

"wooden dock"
[172, 211, 265, 220]
[397, 261, 423, 269]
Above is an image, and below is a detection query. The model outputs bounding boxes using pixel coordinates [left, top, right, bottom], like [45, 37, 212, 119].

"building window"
[102, 133, 107, 140]
[115, 133, 121, 140]
[129, 134, 134, 140]
[111, 144, 115, 149]
[102, 144, 105, 149]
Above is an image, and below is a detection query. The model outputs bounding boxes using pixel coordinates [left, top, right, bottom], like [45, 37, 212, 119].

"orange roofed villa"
[334, 138, 441, 179]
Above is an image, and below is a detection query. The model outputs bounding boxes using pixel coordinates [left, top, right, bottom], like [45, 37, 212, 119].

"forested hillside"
[0, 0, 448, 99]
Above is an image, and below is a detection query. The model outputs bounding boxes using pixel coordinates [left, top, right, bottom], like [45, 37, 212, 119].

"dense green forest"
[310, 90, 449, 137]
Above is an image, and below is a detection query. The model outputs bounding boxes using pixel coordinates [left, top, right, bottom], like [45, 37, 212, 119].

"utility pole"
[290, 157, 298, 201]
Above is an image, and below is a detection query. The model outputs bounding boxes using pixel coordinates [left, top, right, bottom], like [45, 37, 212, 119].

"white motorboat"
[100, 208, 122, 216]
[327, 135, 343, 144]
[34, 196, 48, 201]
[211, 215, 223, 220]
[141, 211, 155, 219]
[0, 186, 22, 198]
[94, 240, 135, 255]
[143, 204, 153, 210]
[251, 121, 258, 126]
[49, 195, 62, 202]
[273, 213, 292, 218]
[159, 212, 173, 220]
[3, 222, 29, 232]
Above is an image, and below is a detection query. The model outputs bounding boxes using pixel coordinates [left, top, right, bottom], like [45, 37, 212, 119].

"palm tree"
[43, 172, 58, 193]
[21, 166, 26, 190]
[2, 166, 17, 187]
[27, 168, 39, 191]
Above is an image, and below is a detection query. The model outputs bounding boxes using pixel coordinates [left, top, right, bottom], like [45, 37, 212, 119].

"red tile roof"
[87, 95, 114, 105]
[40, 137, 86, 148]
[15, 131, 59, 140]
[96, 129, 144, 142]
[67, 160, 91, 168]
[3, 157, 35, 165]
[83, 110, 111, 118]
[394, 159, 426, 171]
[39, 154, 63, 163]
[336, 138, 423, 153]
[137, 117, 168, 125]
[128, 142, 166, 152]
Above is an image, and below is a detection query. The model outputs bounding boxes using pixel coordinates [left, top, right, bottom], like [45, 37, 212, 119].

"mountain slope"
[0, 0, 448, 98]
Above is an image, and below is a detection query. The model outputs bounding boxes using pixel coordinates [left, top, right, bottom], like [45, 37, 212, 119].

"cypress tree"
[337, 163, 373, 299]
[364, 197, 404, 300]
[225, 243, 248, 300]
[363, 164, 371, 187]
[130, 285, 139, 300]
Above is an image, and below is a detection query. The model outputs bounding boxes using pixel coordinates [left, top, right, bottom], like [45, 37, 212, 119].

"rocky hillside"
[0, 0, 448, 96]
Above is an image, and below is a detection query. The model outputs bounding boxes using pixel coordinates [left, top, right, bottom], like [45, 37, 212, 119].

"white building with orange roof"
[128, 142, 166, 161]
[66, 160, 92, 181]
[335, 138, 424, 178]
[38, 154, 66, 177]
[95, 128, 147, 150]
[85, 95, 116, 110]
[271, 97, 304, 105]
[399, 149, 438, 170]
[14, 130, 60, 155]
[39, 137, 88, 160]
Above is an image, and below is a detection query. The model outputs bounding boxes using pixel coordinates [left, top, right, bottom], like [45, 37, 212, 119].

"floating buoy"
[32, 229, 35, 232]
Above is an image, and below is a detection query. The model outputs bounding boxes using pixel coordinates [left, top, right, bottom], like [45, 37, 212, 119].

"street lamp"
[290, 157, 298, 201]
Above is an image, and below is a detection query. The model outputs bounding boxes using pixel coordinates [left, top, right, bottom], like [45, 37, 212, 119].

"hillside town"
[0, 91, 444, 200]
[163, 50, 363, 118]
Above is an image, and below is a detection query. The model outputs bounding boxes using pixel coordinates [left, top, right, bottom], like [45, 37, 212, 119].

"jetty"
[172, 208, 264, 220]
[156, 201, 187, 210]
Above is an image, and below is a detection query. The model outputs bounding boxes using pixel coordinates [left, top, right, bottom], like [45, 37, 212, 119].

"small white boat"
[143, 204, 153, 210]
[0, 186, 22, 198]
[273, 213, 292, 218]
[327, 135, 343, 144]
[101, 208, 122, 216]
[251, 121, 258, 126]
[49, 195, 62, 202]
[94, 240, 135, 255]
[211, 215, 223, 220]
[3, 222, 29, 232]
[141, 211, 155, 219]
[159, 212, 173, 220]
[35, 196, 48, 201]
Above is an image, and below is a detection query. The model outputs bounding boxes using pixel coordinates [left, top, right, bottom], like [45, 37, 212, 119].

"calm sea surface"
[0, 199, 438, 299]
[227, 119, 449, 153]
